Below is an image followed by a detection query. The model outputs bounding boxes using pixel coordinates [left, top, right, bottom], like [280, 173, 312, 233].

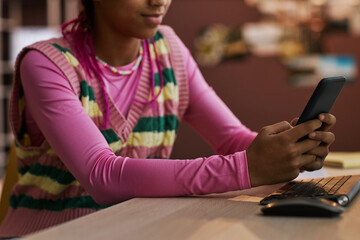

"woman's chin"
[136, 27, 160, 40]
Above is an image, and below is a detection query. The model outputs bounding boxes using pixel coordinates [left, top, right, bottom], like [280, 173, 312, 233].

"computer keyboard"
[260, 175, 360, 206]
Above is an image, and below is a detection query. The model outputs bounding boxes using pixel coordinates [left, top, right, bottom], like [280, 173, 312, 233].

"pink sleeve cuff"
[236, 151, 252, 189]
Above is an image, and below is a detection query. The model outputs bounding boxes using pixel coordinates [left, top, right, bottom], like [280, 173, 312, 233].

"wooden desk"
[24, 167, 360, 240]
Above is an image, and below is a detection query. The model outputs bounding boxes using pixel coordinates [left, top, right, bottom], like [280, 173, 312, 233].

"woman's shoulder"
[157, 25, 181, 41]
[25, 37, 72, 53]
[156, 25, 186, 52]
[22, 36, 80, 68]
[16, 36, 81, 95]
[15, 37, 71, 64]
[158, 25, 174, 33]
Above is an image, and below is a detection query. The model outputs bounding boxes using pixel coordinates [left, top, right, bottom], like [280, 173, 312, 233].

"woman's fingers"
[296, 138, 321, 154]
[281, 119, 322, 142]
[300, 153, 318, 167]
[290, 117, 299, 127]
[301, 138, 332, 171]
[308, 131, 335, 145]
[261, 121, 292, 135]
[318, 113, 336, 131]
[301, 155, 324, 171]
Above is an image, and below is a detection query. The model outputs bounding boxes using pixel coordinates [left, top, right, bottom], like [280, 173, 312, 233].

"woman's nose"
[149, 0, 168, 7]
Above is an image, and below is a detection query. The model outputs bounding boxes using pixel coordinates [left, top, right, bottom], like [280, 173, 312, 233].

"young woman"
[0, 0, 335, 237]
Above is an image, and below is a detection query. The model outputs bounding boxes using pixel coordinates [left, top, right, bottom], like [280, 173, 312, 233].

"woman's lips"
[142, 14, 163, 26]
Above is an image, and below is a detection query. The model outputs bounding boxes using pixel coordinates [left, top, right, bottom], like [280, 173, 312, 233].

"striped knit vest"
[0, 25, 189, 237]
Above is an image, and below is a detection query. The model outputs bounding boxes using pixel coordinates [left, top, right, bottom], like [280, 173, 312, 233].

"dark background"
[164, 0, 360, 159]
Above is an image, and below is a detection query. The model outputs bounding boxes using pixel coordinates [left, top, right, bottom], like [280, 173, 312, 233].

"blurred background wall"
[0, 0, 360, 178]
[165, 0, 360, 159]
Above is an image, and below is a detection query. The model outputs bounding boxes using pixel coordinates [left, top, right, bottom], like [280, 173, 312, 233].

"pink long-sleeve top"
[19, 39, 257, 205]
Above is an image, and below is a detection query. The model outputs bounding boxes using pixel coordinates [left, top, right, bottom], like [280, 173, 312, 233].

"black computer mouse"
[261, 197, 344, 217]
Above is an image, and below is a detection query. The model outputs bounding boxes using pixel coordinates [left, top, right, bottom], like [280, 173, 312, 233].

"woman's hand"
[246, 119, 323, 187]
[299, 113, 336, 171]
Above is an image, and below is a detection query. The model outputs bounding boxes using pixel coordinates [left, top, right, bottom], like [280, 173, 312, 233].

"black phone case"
[296, 76, 346, 126]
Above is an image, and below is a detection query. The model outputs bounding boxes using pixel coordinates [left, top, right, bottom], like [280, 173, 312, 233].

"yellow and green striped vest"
[1, 25, 189, 236]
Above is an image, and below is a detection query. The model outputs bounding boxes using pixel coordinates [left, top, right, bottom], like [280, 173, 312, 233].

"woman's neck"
[92, 28, 142, 67]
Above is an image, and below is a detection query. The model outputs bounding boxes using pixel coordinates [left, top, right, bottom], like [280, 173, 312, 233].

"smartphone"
[296, 76, 346, 140]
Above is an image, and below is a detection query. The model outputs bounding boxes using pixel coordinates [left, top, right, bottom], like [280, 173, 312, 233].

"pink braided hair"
[61, 12, 110, 128]
[61, 0, 164, 128]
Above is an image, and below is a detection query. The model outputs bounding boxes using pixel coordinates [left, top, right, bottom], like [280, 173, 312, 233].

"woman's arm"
[19, 50, 252, 205]
[179, 41, 257, 154]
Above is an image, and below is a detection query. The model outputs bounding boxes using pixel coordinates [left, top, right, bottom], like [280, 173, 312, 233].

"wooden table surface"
[23, 167, 360, 240]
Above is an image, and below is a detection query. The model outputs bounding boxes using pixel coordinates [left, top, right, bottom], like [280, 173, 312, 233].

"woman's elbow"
[85, 184, 133, 205]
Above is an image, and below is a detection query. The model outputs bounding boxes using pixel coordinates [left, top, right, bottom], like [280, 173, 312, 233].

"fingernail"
[309, 132, 316, 138]
[319, 114, 325, 121]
